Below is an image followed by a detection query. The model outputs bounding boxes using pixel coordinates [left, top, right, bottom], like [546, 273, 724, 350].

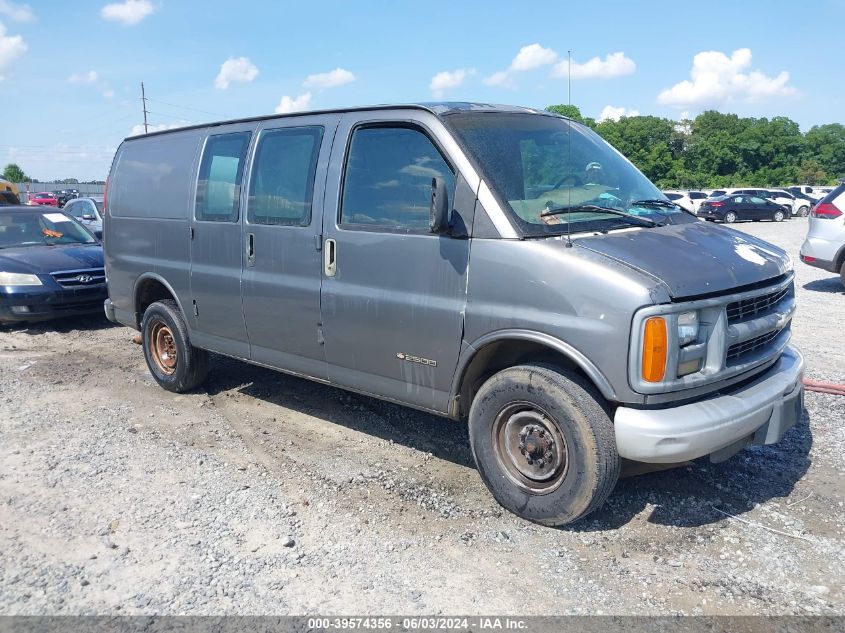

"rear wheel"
[840, 261, 845, 289]
[724, 211, 737, 224]
[799, 205, 810, 217]
[772, 210, 785, 222]
[468, 364, 620, 526]
[141, 299, 209, 393]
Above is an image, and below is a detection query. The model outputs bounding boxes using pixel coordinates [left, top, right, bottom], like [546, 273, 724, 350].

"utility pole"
[141, 81, 149, 134]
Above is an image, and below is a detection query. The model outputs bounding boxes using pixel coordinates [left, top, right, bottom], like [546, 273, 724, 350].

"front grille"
[726, 285, 790, 323]
[51, 268, 106, 288]
[727, 327, 784, 360]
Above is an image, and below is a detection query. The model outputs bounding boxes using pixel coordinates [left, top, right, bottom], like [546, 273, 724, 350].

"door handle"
[324, 238, 337, 277]
[246, 232, 255, 267]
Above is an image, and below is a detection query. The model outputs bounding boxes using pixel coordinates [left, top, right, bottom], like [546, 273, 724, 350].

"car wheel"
[840, 261, 845, 290]
[799, 206, 809, 217]
[724, 211, 737, 223]
[141, 299, 209, 393]
[468, 364, 620, 526]
[773, 210, 785, 222]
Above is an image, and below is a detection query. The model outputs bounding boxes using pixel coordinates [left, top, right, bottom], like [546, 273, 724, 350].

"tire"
[799, 206, 809, 217]
[772, 210, 785, 222]
[724, 211, 737, 224]
[140, 299, 209, 393]
[840, 261, 845, 290]
[468, 364, 620, 526]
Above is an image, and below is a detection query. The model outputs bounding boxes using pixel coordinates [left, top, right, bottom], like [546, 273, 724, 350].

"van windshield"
[445, 112, 694, 237]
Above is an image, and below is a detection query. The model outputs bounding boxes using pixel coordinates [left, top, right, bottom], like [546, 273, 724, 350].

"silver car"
[64, 196, 104, 239]
[102, 103, 803, 526]
[800, 182, 845, 287]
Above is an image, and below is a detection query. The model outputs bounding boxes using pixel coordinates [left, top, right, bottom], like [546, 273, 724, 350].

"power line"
[145, 98, 227, 118]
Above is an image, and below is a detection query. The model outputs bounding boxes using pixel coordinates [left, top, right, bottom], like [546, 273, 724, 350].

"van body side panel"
[188, 123, 257, 358]
[105, 130, 205, 328]
[320, 111, 471, 412]
[241, 114, 341, 379]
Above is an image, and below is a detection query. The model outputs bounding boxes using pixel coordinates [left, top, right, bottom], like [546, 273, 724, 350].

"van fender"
[132, 273, 191, 329]
[450, 329, 618, 413]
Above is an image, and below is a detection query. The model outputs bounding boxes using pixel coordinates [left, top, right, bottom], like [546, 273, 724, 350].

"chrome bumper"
[614, 346, 804, 463]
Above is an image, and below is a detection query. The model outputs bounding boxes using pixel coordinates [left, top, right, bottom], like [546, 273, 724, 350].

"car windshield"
[445, 112, 693, 237]
[93, 200, 103, 213]
[0, 211, 97, 249]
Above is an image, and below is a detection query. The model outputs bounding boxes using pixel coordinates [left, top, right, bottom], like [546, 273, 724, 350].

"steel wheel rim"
[492, 402, 569, 494]
[149, 320, 177, 375]
[725, 212, 736, 223]
[774, 211, 784, 221]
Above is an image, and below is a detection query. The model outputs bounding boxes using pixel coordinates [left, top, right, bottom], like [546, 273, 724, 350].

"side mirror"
[82, 214, 95, 221]
[429, 177, 450, 234]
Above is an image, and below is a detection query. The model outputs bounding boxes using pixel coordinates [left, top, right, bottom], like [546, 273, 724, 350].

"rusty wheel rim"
[492, 402, 569, 495]
[149, 320, 177, 375]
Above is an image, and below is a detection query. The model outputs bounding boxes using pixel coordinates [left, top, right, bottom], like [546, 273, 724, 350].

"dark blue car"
[0, 205, 107, 323]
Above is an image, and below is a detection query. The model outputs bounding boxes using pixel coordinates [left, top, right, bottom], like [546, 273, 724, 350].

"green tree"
[804, 123, 845, 180]
[545, 104, 583, 122]
[797, 159, 828, 185]
[2, 163, 27, 183]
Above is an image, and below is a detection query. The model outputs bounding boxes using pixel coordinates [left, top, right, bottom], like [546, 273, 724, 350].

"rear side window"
[665, 193, 682, 200]
[196, 132, 251, 222]
[689, 192, 705, 199]
[247, 126, 323, 226]
[341, 126, 454, 231]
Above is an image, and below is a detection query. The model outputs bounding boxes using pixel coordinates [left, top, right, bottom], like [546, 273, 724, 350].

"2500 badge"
[395, 352, 437, 367]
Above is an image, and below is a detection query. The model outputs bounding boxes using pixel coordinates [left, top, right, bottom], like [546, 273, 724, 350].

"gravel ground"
[0, 218, 842, 616]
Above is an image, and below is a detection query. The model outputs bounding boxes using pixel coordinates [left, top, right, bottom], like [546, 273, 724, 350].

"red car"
[29, 192, 59, 207]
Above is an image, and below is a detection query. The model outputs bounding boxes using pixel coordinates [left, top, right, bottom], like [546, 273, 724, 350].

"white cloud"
[429, 68, 471, 98]
[68, 70, 98, 84]
[101, 0, 154, 25]
[0, 20, 26, 77]
[552, 52, 636, 80]
[484, 43, 558, 88]
[657, 48, 796, 108]
[214, 56, 259, 90]
[103, 88, 115, 98]
[0, 1, 34, 22]
[274, 92, 311, 114]
[128, 121, 188, 137]
[303, 67, 355, 90]
[597, 105, 640, 122]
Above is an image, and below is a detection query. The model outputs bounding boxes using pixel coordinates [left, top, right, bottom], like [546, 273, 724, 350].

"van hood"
[572, 221, 790, 299]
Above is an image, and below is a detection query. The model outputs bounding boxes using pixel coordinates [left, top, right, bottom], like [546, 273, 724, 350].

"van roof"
[123, 102, 557, 141]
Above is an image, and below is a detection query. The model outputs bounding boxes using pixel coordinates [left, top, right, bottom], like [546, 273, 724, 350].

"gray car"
[64, 196, 104, 239]
[102, 103, 803, 526]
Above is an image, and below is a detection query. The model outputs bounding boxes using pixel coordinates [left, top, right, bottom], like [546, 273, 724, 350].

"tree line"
[546, 105, 844, 189]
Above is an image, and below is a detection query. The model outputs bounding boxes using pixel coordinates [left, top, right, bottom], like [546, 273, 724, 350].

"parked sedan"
[0, 206, 107, 323]
[29, 192, 59, 207]
[698, 194, 789, 223]
[63, 196, 103, 239]
[800, 182, 845, 287]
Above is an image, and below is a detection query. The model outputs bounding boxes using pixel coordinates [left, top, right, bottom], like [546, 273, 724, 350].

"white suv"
[800, 182, 845, 287]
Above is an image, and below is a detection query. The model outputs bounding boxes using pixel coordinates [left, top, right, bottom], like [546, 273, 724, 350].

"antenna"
[566, 50, 573, 248]
[141, 82, 149, 134]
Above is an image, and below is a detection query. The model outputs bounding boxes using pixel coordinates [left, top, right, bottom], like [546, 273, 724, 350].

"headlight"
[677, 310, 699, 346]
[0, 272, 43, 286]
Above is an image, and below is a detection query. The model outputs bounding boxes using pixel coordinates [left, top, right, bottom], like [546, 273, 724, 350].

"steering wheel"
[551, 173, 584, 189]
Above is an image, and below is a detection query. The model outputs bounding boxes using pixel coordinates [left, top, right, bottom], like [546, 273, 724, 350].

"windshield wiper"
[631, 198, 680, 209]
[540, 204, 661, 227]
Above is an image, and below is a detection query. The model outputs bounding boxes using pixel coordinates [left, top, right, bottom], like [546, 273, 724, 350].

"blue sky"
[2, 0, 844, 181]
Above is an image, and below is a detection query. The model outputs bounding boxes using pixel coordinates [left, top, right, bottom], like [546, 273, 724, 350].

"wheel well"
[455, 339, 591, 419]
[134, 278, 177, 327]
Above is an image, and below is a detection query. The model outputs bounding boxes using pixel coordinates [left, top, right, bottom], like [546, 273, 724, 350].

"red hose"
[803, 378, 845, 396]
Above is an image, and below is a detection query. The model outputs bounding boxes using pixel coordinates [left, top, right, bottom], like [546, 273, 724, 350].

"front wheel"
[141, 299, 209, 393]
[799, 206, 810, 217]
[468, 364, 620, 526]
[772, 210, 785, 222]
[724, 211, 738, 223]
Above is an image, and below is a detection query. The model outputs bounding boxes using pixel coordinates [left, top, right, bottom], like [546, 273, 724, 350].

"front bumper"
[0, 284, 108, 323]
[614, 346, 804, 463]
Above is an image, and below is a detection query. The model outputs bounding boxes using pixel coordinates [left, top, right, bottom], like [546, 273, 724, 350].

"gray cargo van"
[103, 103, 803, 526]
